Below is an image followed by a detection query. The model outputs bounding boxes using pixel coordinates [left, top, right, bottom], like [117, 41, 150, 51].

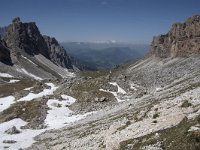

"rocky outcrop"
[4, 17, 50, 58]
[5, 126, 21, 134]
[3, 17, 74, 69]
[0, 38, 12, 65]
[43, 35, 73, 69]
[150, 15, 200, 58]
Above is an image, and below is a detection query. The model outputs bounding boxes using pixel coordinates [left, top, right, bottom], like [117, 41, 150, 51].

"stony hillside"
[27, 15, 200, 150]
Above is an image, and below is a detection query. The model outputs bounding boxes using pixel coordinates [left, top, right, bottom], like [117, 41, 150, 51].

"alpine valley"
[0, 15, 200, 150]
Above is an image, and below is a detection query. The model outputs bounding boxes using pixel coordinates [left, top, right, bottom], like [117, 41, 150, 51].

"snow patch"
[61, 69, 75, 78]
[15, 66, 42, 80]
[188, 125, 200, 132]
[130, 83, 139, 91]
[45, 99, 74, 129]
[0, 73, 13, 78]
[99, 89, 125, 103]
[61, 94, 76, 105]
[155, 87, 162, 92]
[21, 56, 37, 66]
[23, 87, 33, 91]
[18, 83, 58, 101]
[99, 82, 127, 102]
[0, 96, 15, 112]
[8, 80, 20, 83]
[141, 142, 163, 150]
[45, 98, 95, 129]
[109, 82, 126, 94]
[21, 68, 42, 80]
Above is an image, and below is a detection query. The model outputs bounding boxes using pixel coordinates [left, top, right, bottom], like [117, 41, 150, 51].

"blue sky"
[1, 0, 200, 44]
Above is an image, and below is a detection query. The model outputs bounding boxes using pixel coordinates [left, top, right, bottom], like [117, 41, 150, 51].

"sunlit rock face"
[149, 15, 200, 58]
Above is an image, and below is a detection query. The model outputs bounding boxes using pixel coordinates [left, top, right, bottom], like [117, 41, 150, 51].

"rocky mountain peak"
[4, 17, 50, 58]
[149, 15, 200, 58]
[12, 17, 21, 24]
[1, 17, 75, 69]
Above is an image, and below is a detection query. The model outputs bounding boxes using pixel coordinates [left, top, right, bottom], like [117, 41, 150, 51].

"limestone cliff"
[149, 15, 200, 58]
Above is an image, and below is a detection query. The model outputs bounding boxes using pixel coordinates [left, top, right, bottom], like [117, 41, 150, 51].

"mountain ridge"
[0, 17, 77, 80]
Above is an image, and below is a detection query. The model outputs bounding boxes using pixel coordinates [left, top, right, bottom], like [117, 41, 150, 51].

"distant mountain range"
[61, 42, 149, 70]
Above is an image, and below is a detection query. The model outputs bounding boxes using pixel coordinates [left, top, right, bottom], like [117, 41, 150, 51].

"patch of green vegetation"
[0, 79, 36, 97]
[181, 100, 192, 108]
[66, 73, 118, 113]
[79, 70, 110, 79]
[114, 121, 132, 133]
[0, 99, 48, 128]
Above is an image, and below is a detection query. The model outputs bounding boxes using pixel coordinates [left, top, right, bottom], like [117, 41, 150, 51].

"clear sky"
[1, 0, 200, 44]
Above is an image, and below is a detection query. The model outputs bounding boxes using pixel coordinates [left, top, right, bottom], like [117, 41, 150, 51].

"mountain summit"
[0, 17, 77, 79]
[4, 17, 73, 69]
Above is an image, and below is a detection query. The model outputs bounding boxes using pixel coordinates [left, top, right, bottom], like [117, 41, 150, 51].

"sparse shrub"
[181, 100, 192, 108]
[153, 113, 159, 119]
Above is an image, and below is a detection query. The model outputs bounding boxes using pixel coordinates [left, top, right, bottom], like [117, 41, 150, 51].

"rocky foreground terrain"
[0, 15, 200, 150]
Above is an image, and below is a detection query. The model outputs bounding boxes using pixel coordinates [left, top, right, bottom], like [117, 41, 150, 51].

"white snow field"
[0, 118, 45, 150]
[45, 97, 96, 129]
[0, 86, 96, 149]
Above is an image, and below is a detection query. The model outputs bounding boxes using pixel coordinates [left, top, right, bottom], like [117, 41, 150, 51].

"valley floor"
[0, 56, 200, 150]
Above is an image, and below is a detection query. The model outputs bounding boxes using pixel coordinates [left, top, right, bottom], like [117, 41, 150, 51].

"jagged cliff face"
[43, 36, 73, 69]
[3, 17, 73, 69]
[150, 15, 200, 58]
[0, 38, 12, 65]
[4, 17, 50, 58]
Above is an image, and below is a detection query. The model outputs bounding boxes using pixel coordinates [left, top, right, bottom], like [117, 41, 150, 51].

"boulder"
[5, 126, 21, 134]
